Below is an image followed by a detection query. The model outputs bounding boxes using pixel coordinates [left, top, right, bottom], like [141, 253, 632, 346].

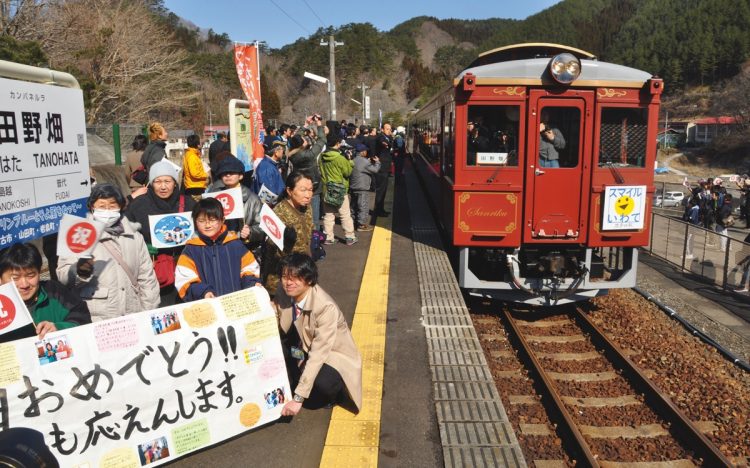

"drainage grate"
[431, 365, 494, 383]
[435, 400, 510, 423]
[434, 381, 499, 401]
[443, 446, 527, 468]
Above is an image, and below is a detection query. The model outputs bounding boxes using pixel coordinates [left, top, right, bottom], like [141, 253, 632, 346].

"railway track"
[499, 305, 732, 467]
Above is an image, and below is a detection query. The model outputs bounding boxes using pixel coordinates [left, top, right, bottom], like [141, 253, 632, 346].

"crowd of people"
[0, 115, 408, 415]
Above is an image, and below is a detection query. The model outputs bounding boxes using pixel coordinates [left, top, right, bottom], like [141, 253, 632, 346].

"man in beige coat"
[273, 253, 362, 415]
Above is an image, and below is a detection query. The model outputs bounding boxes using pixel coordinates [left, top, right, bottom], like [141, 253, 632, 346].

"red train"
[408, 43, 663, 305]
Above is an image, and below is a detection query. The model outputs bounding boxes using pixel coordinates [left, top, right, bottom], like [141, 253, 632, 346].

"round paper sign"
[0, 294, 17, 331]
[216, 193, 235, 217]
[66, 221, 97, 253]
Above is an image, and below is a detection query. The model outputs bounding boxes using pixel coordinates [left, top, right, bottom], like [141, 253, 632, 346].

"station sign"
[0, 77, 90, 247]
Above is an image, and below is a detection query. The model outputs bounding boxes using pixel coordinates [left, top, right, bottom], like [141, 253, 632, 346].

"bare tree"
[29, 0, 199, 125]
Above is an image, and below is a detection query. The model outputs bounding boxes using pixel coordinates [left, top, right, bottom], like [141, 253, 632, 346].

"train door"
[525, 91, 593, 243]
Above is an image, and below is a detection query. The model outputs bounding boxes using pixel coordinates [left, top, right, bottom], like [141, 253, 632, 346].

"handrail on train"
[0, 59, 80, 89]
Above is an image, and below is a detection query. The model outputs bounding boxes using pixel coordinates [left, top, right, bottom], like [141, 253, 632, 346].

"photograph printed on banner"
[36, 335, 73, 366]
[263, 386, 287, 409]
[138, 436, 170, 466]
[150, 310, 181, 335]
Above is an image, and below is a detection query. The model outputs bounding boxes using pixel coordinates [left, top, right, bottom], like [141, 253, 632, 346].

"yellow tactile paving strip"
[319, 212, 392, 467]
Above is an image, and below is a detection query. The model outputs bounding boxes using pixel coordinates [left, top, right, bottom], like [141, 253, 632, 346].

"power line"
[301, 0, 327, 29]
[268, 0, 313, 35]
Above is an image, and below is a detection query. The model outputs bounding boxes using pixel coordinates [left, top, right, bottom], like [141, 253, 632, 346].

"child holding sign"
[175, 198, 261, 301]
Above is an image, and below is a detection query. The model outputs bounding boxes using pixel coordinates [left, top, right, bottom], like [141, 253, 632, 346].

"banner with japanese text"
[0, 287, 289, 466]
[233, 44, 266, 163]
[0, 77, 90, 248]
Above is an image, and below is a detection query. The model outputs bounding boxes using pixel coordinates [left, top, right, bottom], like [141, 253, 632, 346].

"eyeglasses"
[195, 217, 221, 225]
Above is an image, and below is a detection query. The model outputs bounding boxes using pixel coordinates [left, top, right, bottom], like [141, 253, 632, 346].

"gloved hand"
[77, 257, 95, 278]
[283, 226, 297, 252]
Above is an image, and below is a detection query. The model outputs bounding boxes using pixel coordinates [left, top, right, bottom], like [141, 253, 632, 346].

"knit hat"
[215, 156, 245, 177]
[149, 159, 179, 185]
[355, 143, 369, 153]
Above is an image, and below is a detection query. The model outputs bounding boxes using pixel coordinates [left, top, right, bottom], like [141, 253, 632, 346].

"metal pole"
[112, 123, 122, 166]
[320, 35, 343, 120]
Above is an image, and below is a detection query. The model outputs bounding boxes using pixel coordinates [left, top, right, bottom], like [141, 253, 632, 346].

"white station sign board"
[0, 76, 90, 247]
[602, 185, 647, 230]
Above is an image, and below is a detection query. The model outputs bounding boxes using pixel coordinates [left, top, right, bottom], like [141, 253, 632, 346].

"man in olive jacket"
[319, 135, 357, 245]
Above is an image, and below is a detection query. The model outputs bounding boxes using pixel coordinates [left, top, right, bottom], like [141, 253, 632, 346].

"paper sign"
[56, 214, 104, 257]
[149, 212, 194, 249]
[259, 204, 285, 250]
[0, 282, 34, 337]
[258, 184, 278, 205]
[476, 152, 508, 165]
[202, 187, 243, 220]
[730, 175, 738, 183]
[602, 185, 647, 230]
[1, 287, 288, 467]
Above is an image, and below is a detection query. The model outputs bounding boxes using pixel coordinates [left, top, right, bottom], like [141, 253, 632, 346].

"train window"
[466, 105, 520, 167]
[598, 108, 648, 167]
[539, 106, 580, 168]
[443, 106, 455, 180]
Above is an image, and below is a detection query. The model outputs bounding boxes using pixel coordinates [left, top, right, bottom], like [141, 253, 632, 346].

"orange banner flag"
[234, 44, 266, 161]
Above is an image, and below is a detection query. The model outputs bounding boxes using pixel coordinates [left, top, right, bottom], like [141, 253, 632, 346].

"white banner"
[602, 185, 647, 230]
[0, 77, 90, 247]
[149, 213, 195, 249]
[201, 187, 243, 220]
[0, 287, 289, 466]
[56, 214, 104, 257]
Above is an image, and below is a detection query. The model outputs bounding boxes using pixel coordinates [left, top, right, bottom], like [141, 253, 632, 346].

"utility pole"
[357, 83, 369, 124]
[208, 110, 214, 133]
[320, 34, 343, 120]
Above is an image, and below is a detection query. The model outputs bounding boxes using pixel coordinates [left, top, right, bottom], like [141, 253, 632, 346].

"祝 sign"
[0, 282, 34, 336]
[259, 204, 285, 250]
[149, 212, 194, 249]
[0, 77, 90, 248]
[0, 287, 289, 466]
[55, 214, 104, 257]
[602, 185, 647, 230]
[202, 187, 243, 220]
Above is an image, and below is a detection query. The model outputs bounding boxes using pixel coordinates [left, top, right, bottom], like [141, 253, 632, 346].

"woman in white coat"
[57, 184, 160, 321]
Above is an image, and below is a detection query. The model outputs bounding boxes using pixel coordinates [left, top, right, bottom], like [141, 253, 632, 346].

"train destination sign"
[0, 76, 90, 248]
[602, 185, 647, 230]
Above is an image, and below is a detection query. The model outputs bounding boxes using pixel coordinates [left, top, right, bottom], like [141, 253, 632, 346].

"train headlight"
[549, 53, 581, 84]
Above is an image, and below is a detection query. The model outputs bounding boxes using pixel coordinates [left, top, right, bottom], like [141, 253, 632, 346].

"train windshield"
[466, 105, 520, 167]
[598, 108, 648, 167]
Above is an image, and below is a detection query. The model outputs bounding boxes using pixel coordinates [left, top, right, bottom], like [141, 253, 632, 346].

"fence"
[645, 213, 750, 291]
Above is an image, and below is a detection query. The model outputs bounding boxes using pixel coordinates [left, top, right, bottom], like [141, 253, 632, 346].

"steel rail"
[572, 306, 733, 466]
[501, 309, 600, 467]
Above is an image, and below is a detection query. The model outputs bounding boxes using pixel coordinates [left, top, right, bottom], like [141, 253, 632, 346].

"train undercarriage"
[459, 245, 638, 306]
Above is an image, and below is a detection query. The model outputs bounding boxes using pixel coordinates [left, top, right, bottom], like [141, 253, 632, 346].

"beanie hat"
[215, 156, 245, 177]
[355, 143, 369, 153]
[149, 159, 179, 185]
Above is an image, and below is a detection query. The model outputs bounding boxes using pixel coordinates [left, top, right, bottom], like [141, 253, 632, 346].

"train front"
[446, 44, 663, 305]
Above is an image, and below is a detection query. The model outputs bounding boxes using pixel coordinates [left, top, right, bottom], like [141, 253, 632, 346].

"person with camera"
[251, 140, 286, 201]
[320, 134, 357, 245]
[373, 122, 394, 216]
[538, 121, 565, 168]
[289, 114, 327, 229]
[350, 143, 380, 231]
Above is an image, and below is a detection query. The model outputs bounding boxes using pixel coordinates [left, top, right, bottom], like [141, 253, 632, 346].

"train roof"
[456, 42, 653, 88]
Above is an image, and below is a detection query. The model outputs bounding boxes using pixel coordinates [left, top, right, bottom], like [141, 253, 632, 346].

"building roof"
[693, 116, 739, 125]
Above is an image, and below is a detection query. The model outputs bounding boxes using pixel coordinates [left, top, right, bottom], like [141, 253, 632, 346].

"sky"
[163, 0, 562, 49]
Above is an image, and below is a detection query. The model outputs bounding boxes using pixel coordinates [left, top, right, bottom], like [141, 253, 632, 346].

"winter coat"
[320, 149, 354, 192]
[251, 156, 285, 198]
[175, 226, 260, 302]
[57, 216, 160, 321]
[126, 149, 145, 189]
[274, 284, 362, 411]
[140, 140, 167, 171]
[289, 126, 325, 194]
[207, 181, 265, 244]
[125, 187, 196, 246]
[262, 199, 313, 294]
[183, 147, 208, 190]
[349, 156, 381, 191]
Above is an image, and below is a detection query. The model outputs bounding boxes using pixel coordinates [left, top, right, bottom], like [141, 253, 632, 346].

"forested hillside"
[1, 0, 748, 130]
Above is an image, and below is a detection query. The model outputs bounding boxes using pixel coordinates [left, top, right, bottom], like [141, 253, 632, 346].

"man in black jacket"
[289, 116, 327, 228]
[373, 123, 393, 216]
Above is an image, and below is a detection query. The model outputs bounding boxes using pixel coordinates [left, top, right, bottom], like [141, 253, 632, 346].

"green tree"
[0, 34, 46, 66]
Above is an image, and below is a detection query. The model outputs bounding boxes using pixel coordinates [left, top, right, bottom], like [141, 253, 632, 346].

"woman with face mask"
[57, 183, 160, 321]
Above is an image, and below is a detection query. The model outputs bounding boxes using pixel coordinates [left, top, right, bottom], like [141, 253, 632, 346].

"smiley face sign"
[614, 195, 635, 216]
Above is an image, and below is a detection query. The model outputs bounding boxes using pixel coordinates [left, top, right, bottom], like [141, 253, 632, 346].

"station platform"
[170, 162, 527, 467]
[165, 160, 750, 468]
